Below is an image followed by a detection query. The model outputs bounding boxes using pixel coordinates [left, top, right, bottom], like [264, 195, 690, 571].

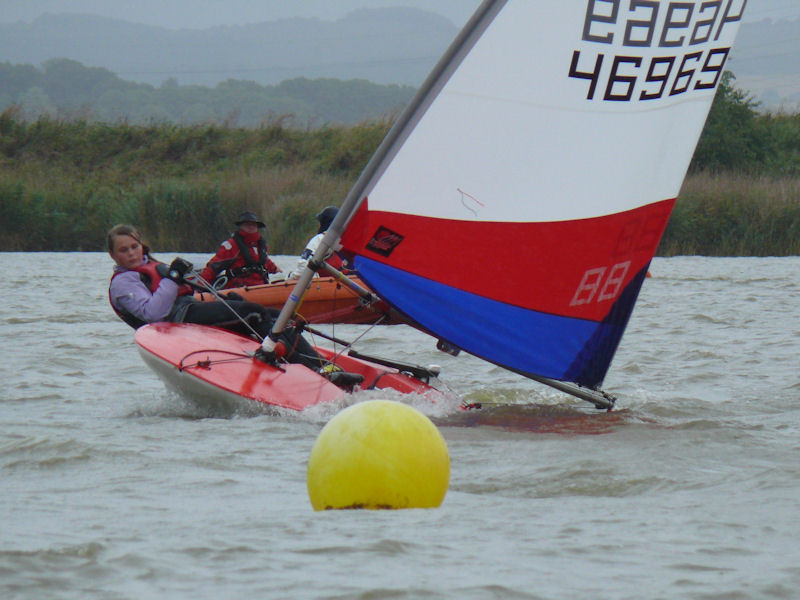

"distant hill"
[1, 9, 798, 116]
[0, 8, 456, 87]
[0, 59, 416, 126]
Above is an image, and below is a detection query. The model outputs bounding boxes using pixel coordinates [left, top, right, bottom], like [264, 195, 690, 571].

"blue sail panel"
[355, 256, 648, 388]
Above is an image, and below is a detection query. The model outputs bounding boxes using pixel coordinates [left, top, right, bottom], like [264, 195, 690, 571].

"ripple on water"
[0, 540, 106, 566]
[0, 435, 93, 472]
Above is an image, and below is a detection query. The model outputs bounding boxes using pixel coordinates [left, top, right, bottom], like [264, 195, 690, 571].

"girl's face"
[110, 234, 144, 269]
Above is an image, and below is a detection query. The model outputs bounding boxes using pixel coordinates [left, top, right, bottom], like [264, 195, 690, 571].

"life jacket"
[228, 232, 270, 283]
[300, 249, 346, 274]
[325, 251, 345, 272]
[294, 234, 347, 277]
[109, 261, 192, 329]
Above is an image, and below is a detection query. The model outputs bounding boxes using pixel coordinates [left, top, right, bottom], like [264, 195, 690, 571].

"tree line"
[659, 72, 800, 255]
[0, 71, 798, 255]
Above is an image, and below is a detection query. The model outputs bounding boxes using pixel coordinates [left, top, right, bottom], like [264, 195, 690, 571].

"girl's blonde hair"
[106, 224, 153, 259]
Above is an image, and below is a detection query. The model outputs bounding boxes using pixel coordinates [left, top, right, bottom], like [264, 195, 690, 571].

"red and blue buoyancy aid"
[109, 261, 193, 329]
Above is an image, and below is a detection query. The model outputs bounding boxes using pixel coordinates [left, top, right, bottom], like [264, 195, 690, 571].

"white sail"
[271, 0, 747, 405]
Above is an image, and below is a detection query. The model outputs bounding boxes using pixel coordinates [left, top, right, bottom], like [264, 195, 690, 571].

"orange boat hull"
[194, 275, 399, 325]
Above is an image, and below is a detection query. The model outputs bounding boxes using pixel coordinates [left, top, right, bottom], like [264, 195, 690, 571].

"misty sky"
[0, 1, 477, 28]
[1, 0, 798, 28]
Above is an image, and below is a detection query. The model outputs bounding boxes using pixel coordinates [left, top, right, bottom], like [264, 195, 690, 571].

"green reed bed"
[0, 111, 388, 251]
[2, 110, 800, 255]
[0, 167, 355, 252]
[660, 172, 800, 256]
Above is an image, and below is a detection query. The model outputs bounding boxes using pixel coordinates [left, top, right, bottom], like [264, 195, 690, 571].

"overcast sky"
[1, 0, 798, 29]
[0, 1, 476, 28]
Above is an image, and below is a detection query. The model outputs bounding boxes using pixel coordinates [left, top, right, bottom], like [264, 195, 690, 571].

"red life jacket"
[325, 252, 345, 272]
[109, 261, 192, 328]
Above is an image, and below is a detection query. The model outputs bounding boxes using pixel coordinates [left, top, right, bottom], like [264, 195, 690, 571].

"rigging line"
[306, 315, 387, 365]
[323, 271, 378, 354]
[184, 269, 263, 341]
[333, 316, 385, 364]
[178, 349, 253, 371]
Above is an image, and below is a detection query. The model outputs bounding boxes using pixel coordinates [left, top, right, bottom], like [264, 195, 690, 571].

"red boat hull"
[134, 323, 438, 411]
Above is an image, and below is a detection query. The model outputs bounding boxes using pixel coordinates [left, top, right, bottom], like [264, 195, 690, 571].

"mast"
[260, 0, 505, 350]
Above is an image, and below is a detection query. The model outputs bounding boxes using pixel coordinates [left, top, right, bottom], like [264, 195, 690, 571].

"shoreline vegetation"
[1, 73, 799, 256]
[661, 173, 800, 256]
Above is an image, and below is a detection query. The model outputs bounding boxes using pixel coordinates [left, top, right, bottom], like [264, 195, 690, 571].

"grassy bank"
[1, 111, 799, 255]
[0, 110, 389, 252]
[660, 173, 800, 256]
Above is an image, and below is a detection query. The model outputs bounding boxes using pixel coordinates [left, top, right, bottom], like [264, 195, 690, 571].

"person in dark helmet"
[316, 206, 339, 233]
[107, 224, 322, 370]
[289, 206, 349, 278]
[200, 211, 282, 289]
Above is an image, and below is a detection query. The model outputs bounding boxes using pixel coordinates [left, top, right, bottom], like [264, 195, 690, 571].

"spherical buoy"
[307, 400, 450, 510]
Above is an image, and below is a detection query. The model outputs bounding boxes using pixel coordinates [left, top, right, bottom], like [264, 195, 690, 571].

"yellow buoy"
[307, 400, 450, 510]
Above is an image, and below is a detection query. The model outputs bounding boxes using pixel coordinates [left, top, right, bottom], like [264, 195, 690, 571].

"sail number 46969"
[569, 0, 746, 102]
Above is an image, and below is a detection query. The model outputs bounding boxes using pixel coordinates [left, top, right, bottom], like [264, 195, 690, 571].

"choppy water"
[2, 252, 799, 599]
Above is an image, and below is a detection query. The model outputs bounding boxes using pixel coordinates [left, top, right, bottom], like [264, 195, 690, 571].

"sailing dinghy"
[257, 0, 747, 410]
[137, 0, 746, 411]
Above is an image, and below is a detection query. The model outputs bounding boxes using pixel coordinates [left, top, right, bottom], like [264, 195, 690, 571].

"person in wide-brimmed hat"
[200, 211, 282, 289]
[234, 210, 266, 228]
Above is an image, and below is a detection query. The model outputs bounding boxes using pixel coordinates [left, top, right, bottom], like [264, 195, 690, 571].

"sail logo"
[570, 261, 631, 306]
[366, 226, 404, 257]
[569, 0, 745, 102]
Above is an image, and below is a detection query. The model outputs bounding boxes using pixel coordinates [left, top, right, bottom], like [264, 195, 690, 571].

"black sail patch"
[366, 226, 404, 257]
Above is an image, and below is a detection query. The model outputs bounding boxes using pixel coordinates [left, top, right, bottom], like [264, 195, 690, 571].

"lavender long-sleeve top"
[109, 259, 179, 323]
